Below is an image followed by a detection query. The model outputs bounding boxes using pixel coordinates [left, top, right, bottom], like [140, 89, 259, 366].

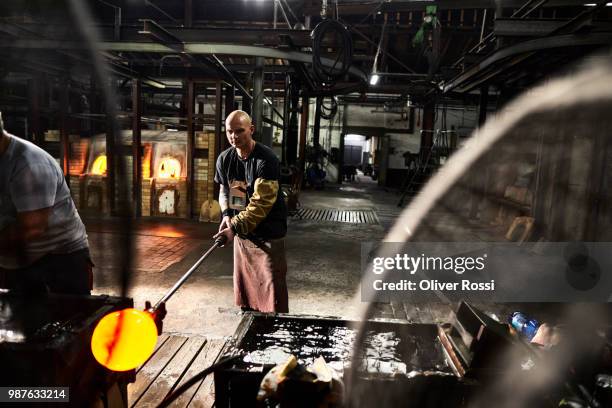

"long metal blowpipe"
[152, 235, 227, 311]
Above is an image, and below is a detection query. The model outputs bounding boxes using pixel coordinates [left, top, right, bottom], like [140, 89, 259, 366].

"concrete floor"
[89, 174, 396, 338]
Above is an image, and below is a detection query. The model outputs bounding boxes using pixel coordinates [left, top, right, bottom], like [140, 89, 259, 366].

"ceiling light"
[369, 74, 380, 86]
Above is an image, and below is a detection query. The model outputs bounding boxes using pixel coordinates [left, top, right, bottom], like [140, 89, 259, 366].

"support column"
[313, 96, 322, 147]
[469, 86, 489, 219]
[298, 96, 309, 173]
[252, 56, 265, 140]
[184, 0, 193, 28]
[281, 75, 290, 165]
[478, 85, 489, 127]
[338, 103, 347, 184]
[132, 79, 142, 217]
[223, 85, 235, 152]
[106, 78, 116, 214]
[286, 81, 299, 166]
[186, 79, 195, 219]
[420, 101, 435, 161]
[28, 76, 42, 144]
[214, 81, 223, 198]
[59, 76, 70, 178]
[89, 75, 98, 136]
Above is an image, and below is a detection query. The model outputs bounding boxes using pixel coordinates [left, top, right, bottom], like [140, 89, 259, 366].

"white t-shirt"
[0, 133, 88, 268]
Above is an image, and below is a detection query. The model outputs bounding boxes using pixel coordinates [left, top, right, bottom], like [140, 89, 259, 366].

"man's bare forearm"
[219, 184, 229, 211]
[0, 208, 50, 254]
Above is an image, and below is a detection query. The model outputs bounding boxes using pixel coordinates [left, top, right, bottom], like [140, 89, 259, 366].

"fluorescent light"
[369, 74, 380, 86]
[584, 2, 612, 5]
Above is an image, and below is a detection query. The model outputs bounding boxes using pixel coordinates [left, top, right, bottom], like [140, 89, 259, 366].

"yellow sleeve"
[231, 178, 279, 235]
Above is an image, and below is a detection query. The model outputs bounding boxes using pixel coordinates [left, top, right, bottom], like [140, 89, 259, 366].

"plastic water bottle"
[509, 312, 540, 341]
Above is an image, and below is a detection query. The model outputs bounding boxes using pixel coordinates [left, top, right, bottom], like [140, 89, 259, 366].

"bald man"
[213, 110, 288, 313]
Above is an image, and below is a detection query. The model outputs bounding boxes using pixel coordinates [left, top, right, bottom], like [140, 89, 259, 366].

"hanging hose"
[311, 19, 353, 86]
[320, 96, 338, 120]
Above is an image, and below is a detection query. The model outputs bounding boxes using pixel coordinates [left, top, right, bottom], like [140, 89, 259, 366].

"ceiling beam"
[441, 32, 612, 93]
[0, 39, 369, 81]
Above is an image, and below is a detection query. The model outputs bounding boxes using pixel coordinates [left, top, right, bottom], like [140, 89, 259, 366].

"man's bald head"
[225, 110, 252, 127]
[225, 110, 255, 151]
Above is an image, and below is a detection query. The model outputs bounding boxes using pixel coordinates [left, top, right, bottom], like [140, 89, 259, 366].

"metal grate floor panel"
[292, 208, 379, 224]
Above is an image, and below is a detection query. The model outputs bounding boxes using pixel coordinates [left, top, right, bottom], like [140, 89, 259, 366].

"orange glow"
[91, 308, 158, 372]
[149, 226, 185, 238]
[91, 155, 107, 175]
[157, 157, 181, 179]
[142, 144, 152, 179]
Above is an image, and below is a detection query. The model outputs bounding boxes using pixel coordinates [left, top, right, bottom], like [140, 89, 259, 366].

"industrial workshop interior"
[1, 0, 612, 407]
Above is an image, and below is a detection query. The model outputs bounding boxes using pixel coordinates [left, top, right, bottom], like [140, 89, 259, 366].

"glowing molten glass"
[91, 154, 107, 175]
[90, 308, 158, 372]
[157, 157, 181, 179]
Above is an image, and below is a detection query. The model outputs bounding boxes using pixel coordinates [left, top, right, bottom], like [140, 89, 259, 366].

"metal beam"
[495, 19, 612, 37]
[253, 56, 265, 143]
[132, 79, 142, 217]
[186, 79, 195, 219]
[28, 76, 42, 145]
[281, 75, 290, 165]
[298, 96, 309, 173]
[139, 19, 184, 52]
[214, 81, 222, 199]
[0, 39, 368, 81]
[313, 96, 322, 147]
[305, 0, 601, 15]
[184, 0, 193, 28]
[223, 85, 235, 152]
[60, 76, 69, 177]
[494, 18, 568, 37]
[442, 32, 612, 93]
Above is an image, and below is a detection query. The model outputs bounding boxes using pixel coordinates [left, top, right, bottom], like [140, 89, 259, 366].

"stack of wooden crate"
[194, 131, 216, 216]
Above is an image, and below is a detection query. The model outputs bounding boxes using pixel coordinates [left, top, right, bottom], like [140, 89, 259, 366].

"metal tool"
[152, 235, 227, 311]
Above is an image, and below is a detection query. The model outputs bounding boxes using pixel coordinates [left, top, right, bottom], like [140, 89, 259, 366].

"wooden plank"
[163, 339, 223, 407]
[185, 339, 227, 408]
[129, 336, 188, 406]
[135, 337, 207, 408]
[136, 333, 170, 374]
